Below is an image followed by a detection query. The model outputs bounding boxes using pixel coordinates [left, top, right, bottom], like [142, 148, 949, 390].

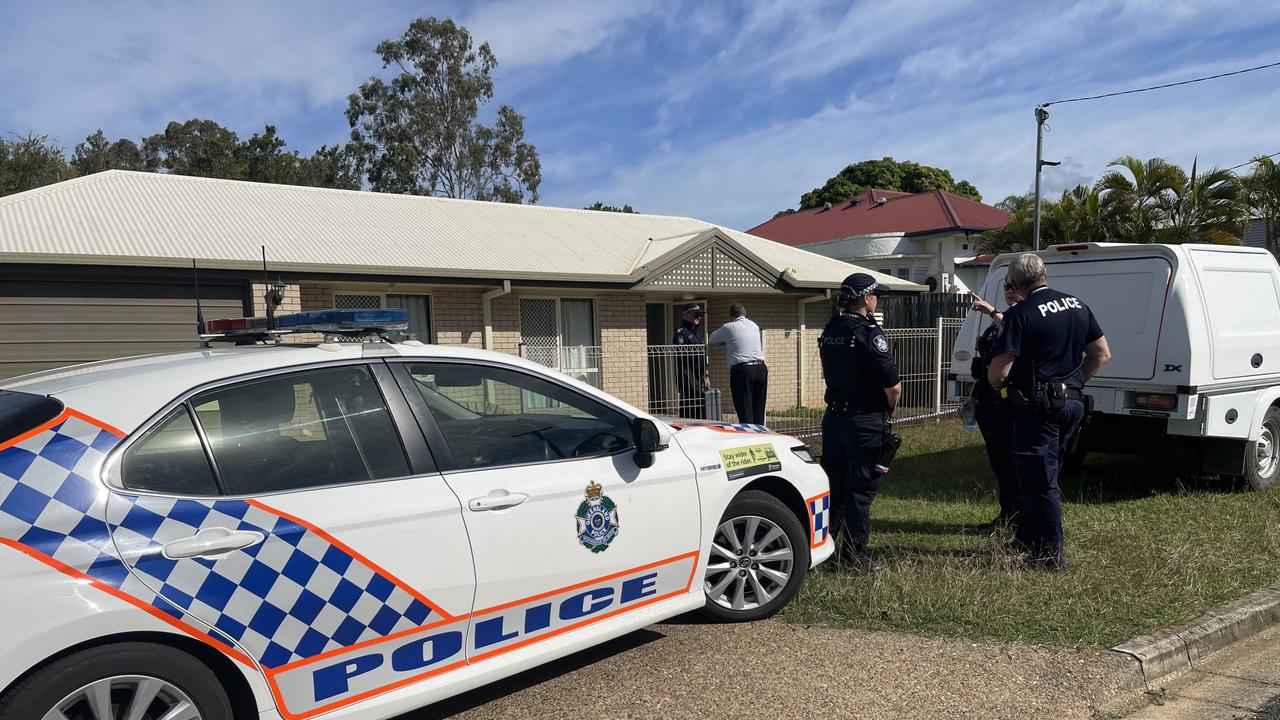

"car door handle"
[163, 527, 266, 559]
[468, 490, 529, 512]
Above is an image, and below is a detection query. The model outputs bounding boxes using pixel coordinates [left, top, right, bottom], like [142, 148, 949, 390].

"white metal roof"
[0, 170, 921, 291]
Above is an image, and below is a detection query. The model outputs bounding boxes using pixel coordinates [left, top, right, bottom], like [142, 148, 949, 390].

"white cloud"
[463, 0, 668, 68]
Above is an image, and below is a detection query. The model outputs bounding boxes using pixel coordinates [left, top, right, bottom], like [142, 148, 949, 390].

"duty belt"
[825, 400, 887, 417]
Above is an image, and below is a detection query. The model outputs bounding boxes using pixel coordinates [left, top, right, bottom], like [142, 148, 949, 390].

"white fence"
[506, 319, 964, 439]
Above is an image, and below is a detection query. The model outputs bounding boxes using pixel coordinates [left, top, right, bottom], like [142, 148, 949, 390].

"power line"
[1041, 60, 1280, 108]
[1228, 151, 1280, 172]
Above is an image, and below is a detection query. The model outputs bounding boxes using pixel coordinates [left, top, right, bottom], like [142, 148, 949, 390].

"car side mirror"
[631, 418, 667, 469]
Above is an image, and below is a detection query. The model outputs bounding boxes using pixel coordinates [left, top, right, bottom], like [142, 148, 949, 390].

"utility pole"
[1032, 105, 1060, 251]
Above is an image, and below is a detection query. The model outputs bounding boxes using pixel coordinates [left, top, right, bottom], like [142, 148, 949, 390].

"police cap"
[839, 272, 890, 298]
[680, 303, 706, 315]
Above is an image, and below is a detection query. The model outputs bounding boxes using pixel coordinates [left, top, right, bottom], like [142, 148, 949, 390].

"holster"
[873, 432, 903, 476]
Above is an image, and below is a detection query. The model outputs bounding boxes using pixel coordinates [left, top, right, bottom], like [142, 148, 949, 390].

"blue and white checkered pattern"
[711, 423, 771, 433]
[110, 495, 435, 669]
[0, 414, 247, 654]
[809, 494, 831, 546]
[1, 413, 438, 671]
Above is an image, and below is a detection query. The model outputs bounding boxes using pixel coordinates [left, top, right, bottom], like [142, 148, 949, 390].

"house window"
[519, 298, 599, 387]
[387, 294, 433, 342]
[333, 292, 383, 309]
[896, 268, 912, 280]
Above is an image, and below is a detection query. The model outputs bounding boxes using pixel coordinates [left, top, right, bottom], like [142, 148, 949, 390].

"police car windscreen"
[0, 390, 65, 443]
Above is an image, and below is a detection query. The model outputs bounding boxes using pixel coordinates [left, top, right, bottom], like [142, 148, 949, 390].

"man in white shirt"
[708, 304, 769, 425]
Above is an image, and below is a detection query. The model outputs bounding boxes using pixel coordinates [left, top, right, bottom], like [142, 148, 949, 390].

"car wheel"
[700, 490, 810, 623]
[0, 642, 233, 720]
[1246, 406, 1280, 491]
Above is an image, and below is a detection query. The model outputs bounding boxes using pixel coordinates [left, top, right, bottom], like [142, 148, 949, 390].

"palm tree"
[1158, 159, 1247, 244]
[1247, 155, 1280, 256]
[1096, 156, 1182, 243]
[1057, 185, 1108, 243]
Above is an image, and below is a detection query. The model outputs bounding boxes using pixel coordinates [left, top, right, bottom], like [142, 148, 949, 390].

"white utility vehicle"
[0, 309, 832, 720]
[952, 242, 1280, 489]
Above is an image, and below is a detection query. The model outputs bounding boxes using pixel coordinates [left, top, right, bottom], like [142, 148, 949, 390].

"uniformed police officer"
[968, 283, 1020, 531]
[988, 254, 1111, 570]
[673, 303, 709, 419]
[819, 273, 901, 569]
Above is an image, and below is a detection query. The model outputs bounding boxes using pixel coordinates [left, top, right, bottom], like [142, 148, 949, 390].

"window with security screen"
[333, 293, 383, 310]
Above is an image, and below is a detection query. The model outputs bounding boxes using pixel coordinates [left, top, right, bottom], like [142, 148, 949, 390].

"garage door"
[0, 278, 248, 380]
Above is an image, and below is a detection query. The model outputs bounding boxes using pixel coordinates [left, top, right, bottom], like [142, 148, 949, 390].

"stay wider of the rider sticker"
[718, 444, 782, 481]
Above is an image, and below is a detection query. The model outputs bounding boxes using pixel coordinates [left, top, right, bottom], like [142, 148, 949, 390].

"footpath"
[403, 620, 1143, 720]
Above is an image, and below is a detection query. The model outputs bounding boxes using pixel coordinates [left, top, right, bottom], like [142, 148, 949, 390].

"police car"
[0, 309, 832, 720]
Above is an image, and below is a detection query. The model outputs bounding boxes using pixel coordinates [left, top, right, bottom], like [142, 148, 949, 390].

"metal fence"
[506, 320, 965, 440]
[763, 318, 966, 439]
[645, 344, 712, 418]
[518, 344, 603, 388]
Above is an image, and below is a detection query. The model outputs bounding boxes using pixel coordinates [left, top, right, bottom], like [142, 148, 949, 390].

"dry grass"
[780, 419, 1280, 649]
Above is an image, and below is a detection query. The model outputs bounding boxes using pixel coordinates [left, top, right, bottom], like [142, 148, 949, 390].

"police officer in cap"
[988, 253, 1111, 570]
[673, 303, 709, 419]
[819, 273, 901, 568]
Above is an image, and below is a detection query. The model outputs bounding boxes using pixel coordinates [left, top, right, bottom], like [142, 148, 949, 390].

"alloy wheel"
[705, 514, 794, 611]
[43, 675, 201, 720]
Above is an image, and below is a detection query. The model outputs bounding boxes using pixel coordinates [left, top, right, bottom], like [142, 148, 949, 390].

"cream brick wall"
[597, 292, 648, 409]
[299, 282, 487, 347]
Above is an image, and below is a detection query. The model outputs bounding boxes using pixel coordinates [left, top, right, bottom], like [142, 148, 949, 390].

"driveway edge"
[1112, 580, 1280, 686]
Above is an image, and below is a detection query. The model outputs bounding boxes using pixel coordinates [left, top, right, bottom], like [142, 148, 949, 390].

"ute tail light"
[1131, 392, 1177, 411]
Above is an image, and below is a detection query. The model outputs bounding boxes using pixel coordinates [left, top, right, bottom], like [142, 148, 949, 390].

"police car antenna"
[191, 259, 207, 344]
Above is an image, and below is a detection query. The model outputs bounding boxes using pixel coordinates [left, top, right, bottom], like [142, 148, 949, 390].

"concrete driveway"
[399, 619, 1143, 720]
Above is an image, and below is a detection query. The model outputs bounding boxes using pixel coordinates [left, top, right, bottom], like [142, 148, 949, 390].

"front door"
[392, 359, 701, 665]
[105, 363, 475, 719]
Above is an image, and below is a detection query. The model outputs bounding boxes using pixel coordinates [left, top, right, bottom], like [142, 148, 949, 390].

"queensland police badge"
[575, 481, 620, 553]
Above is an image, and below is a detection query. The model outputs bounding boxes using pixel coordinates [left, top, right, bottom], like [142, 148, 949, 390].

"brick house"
[0, 171, 922, 418]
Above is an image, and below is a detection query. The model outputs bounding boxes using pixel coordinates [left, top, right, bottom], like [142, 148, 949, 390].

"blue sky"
[2, 0, 1278, 230]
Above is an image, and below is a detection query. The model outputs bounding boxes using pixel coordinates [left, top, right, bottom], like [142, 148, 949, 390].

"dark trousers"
[1011, 399, 1085, 568]
[729, 362, 768, 425]
[677, 386, 704, 419]
[975, 397, 1018, 524]
[820, 411, 887, 560]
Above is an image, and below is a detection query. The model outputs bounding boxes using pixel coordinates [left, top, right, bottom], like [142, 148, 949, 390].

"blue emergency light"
[202, 308, 409, 341]
[275, 309, 408, 331]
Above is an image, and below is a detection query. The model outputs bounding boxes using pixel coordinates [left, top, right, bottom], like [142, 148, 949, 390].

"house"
[747, 189, 1010, 293]
[0, 170, 924, 418]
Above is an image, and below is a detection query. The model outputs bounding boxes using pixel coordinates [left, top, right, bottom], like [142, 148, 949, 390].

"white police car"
[0, 310, 832, 720]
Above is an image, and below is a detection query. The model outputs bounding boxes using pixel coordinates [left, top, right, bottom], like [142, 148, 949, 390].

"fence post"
[934, 317, 944, 414]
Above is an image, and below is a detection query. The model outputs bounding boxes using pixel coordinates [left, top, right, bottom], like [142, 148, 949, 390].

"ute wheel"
[1246, 406, 1280, 491]
[700, 490, 810, 623]
[0, 642, 232, 720]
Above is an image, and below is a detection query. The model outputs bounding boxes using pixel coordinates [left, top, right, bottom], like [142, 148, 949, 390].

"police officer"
[968, 283, 1020, 531]
[819, 273, 901, 569]
[988, 254, 1111, 570]
[673, 303, 709, 419]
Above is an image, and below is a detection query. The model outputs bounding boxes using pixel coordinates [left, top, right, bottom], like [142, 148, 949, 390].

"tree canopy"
[0, 134, 75, 196]
[346, 17, 540, 203]
[584, 201, 636, 213]
[793, 157, 983, 211]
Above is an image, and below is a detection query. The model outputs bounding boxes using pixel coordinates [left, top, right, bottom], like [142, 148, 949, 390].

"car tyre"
[0, 642, 233, 720]
[700, 489, 810, 623]
[1246, 406, 1280, 491]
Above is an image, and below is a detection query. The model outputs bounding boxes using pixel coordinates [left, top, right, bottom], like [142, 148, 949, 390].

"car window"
[192, 365, 410, 495]
[404, 362, 634, 470]
[121, 406, 220, 495]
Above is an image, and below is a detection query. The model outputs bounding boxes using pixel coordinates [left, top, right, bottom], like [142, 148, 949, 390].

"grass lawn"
[779, 418, 1280, 649]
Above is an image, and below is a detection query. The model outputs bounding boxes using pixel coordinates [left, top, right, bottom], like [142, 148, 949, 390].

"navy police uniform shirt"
[971, 319, 1005, 404]
[819, 311, 899, 412]
[994, 286, 1103, 392]
[673, 321, 707, 378]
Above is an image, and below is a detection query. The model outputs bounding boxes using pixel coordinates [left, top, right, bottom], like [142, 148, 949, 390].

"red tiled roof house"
[748, 189, 1009, 293]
